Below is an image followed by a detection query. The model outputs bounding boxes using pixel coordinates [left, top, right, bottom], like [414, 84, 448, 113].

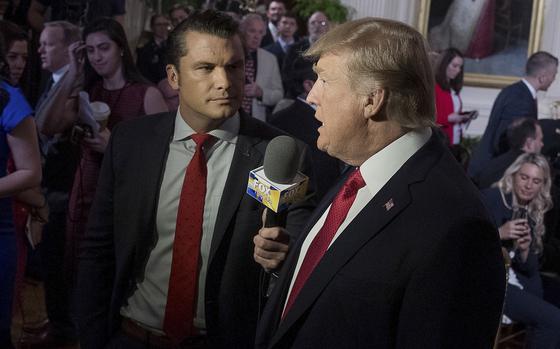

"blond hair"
[496, 153, 553, 252]
[304, 17, 435, 129]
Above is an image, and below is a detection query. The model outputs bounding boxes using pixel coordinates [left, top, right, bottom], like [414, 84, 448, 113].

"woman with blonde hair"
[482, 153, 560, 348]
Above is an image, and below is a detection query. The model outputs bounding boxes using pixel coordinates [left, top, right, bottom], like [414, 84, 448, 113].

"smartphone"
[460, 110, 478, 120]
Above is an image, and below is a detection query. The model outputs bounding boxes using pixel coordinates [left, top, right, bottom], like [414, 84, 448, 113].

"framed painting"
[418, 0, 545, 88]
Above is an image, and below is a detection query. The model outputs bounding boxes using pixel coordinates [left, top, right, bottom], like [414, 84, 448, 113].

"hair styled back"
[526, 51, 558, 77]
[304, 17, 435, 130]
[44, 20, 81, 46]
[496, 153, 553, 252]
[434, 47, 463, 93]
[167, 10, 240, 72]
[82, 17, 146, 90]
[507, 117, 538, 150]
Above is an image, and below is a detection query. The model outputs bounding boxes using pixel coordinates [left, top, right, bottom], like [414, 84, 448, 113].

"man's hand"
[254, 210, 290, 271]
[83, 128, 111, 153]
[244, 82, 263, 98]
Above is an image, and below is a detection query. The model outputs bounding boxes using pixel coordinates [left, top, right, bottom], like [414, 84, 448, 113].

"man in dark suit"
[75, 10, 314, 349]
[270, 67, 341, 201]
[260, 0, 286, 48]
[468, 51, 557, 178]
[255, 18, 505, 349]
[282, 11, 329, 98]
[264, 12, 298, 69]
[474, 117, 543, 189]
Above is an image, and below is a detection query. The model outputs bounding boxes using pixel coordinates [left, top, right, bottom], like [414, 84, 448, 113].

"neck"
[179, 105, 226, 134]
[524, 76, 540, 91]
[280, 34, 293, 42]
[344, 120, 405, 166]
[103, 66, 126, 90]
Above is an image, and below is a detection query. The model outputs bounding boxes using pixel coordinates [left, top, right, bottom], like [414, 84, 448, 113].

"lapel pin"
[383, 198, 394, 211]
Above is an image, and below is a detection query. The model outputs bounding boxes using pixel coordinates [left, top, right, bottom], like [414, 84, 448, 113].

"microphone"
[246, 135, 309, 227]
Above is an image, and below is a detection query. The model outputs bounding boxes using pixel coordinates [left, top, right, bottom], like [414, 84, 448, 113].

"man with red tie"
[255, 18, 505, 349]
[75, 10, 314, 349]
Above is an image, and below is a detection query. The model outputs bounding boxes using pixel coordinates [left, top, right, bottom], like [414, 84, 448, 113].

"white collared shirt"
[522, 78, 538, 99]
[268, 21, 279, 42]
[52, 64, 69, 84]
[283, 127, 432, 313]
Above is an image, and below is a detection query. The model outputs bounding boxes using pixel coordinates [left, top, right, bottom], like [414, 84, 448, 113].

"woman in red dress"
[434, 48, 473, 145]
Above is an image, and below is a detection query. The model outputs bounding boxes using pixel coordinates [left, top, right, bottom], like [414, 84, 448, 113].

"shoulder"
[257, 48, 277, 63]
[0, 82, 33, 132]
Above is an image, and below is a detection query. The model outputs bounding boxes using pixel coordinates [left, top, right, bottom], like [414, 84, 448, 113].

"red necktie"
[282, 168, 366, 319]
[163, 133, 213, 341]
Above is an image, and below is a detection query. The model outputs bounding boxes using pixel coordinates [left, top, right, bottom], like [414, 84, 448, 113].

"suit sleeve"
[396, 216, 506, 349]
[75, 126, 120, 349]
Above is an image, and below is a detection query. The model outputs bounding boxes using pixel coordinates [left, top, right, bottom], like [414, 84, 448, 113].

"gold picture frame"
[418, 0, 545, 88]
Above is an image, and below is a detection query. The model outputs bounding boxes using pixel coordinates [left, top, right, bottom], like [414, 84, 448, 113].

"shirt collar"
[173, 109, 240, 144]
[277, 36, 294, 49]
[522, 79, 538, 99]
[52, 64, 69, 84]
[359, 127, 432, 195]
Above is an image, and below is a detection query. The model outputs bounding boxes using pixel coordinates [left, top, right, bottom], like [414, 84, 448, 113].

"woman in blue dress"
[0, 31, 42, 348]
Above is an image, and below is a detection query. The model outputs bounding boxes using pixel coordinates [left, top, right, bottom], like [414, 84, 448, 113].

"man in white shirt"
[255, 17, 505, 349]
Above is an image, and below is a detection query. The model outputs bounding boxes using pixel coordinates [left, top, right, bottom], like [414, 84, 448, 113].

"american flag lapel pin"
[383, 198, 394, 211]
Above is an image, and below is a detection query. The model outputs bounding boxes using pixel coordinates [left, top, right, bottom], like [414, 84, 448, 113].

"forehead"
[9, 40, 28, 52]
[246, 19, 265, 30]
[450, 56, 463, 65]
[269, 2, 285, 10]
[517, 163, 543, 178]
[280, 16, 296, 23]
[86, 31, 112, 44]
[182, 31, 243, 62]
[315, 53, 348, 77]
[309, 12, 327, 23]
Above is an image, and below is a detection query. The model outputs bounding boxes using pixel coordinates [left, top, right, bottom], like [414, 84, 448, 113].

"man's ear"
[364, 89, 385, 119]
[166, 64, 180, 90]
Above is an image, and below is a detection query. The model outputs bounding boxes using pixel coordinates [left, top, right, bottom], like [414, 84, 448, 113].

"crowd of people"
[0, 0, 560, 348]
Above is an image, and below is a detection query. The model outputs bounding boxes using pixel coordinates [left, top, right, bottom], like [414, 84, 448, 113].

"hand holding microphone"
[247, 135, 309, 271]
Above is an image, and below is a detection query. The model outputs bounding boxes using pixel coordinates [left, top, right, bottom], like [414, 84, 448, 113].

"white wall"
[340, 0, 560, 137]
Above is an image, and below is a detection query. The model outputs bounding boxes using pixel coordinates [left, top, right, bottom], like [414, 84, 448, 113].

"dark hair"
[507, 117, 538, 150]
[435, 47, 463, 93]
[168, 3, 191, 18]
[167, 10, 240, 71]
[526, 51, 558, 77]
[150, 14, 169, 28]
[280, 11, 298, 21]
[0, 20, 28, 51]
[267, 0, 286, 10]
[82, 17, 147, 90]
[0, 25, 6, 80]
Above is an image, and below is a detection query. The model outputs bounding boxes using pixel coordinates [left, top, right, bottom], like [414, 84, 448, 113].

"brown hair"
[304, 17, 435, 129]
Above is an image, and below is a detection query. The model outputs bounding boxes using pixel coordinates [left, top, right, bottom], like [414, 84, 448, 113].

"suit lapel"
[208, 114, 266, 264]
[269, 134, 445, 347]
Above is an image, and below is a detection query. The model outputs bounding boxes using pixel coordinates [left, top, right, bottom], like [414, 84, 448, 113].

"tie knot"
[191, 133, 213, 148]
[343, 168, 365, 198]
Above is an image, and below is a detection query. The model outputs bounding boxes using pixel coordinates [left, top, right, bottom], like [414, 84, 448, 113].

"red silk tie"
[282, 168, 366, 319]
[163, 133, 213, 341]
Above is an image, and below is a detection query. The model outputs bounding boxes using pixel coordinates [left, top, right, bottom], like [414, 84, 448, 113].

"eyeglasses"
[309, 20, 328, 27]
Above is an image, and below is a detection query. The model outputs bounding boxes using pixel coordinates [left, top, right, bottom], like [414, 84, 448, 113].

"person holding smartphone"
[434, 47, 478, 145]
[482, 153, 560, 348]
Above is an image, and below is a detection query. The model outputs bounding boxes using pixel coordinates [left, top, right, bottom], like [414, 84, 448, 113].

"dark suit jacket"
[270, 99, 342, 201]
[261, 23, 275, 48]
[469, 81, 537, 177]
[282, 38, 312, 98]
[256, 134, 506, 349]
[264, 41, 286, 70]
[75, 112, 316, 349]
[473, 149, 523, 190]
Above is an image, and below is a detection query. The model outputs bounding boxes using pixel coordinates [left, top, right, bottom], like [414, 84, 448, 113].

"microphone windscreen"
[263, 135, 300, 184]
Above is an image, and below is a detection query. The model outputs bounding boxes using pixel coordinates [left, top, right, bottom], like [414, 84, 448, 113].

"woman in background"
[0, 27, 42, 349]
[434, 48, 475, 145]
[482, 153, 560, 348]
[38, 17, 167, 282]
